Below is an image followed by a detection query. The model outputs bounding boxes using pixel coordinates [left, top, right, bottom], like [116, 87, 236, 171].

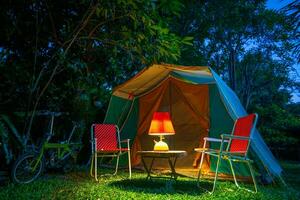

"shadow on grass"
[109, 178, 212, 196]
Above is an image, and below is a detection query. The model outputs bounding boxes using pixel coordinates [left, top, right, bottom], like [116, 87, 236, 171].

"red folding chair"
[194, 113, 258, 193]
[90, 124, 131, 181]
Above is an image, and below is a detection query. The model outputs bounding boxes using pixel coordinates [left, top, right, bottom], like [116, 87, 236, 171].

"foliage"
[0, 120, 12, 165]
[282, 0, 300, 63]
[0, 0, 190, 109]
[0, 114, 26, 166]
[0, 166, 300, 200]
[172, 1, 299, 159]
[0, 0, 190, 166]
[236, 50, 295, 109]
[174, 0, 296, 98]
[0, 115, 25, 147]
[254, 104, 300, 159]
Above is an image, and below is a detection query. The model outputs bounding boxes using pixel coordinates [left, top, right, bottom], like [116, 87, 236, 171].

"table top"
[137, 150, 187, 158]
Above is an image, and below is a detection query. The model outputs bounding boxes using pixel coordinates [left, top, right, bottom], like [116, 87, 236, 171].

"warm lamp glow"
[148, 112, 175, 135]
[148, 112, 175, 151]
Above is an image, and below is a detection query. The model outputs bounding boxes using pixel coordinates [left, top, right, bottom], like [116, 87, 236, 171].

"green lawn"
[0, 162, 299, 200]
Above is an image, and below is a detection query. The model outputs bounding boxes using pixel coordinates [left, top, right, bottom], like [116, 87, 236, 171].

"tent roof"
[113, 64, 213, 99]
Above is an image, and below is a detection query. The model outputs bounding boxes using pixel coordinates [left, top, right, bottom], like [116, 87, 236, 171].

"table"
[137, 150, 187, 180]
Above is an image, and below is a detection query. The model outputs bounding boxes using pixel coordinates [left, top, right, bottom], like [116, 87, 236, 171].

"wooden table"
[137, 150, 187, 180]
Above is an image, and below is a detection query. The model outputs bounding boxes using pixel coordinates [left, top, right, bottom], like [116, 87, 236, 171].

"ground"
[0, 161, 299, 200]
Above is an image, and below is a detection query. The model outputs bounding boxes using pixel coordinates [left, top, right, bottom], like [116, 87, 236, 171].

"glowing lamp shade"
[149, 112, 175, 135]
[148, 112, 175, 151]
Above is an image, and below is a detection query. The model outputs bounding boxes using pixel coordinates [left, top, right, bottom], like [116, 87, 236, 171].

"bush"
[254, 104, 300, 160]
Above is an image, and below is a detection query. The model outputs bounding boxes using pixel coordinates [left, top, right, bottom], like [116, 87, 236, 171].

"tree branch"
[24, 2, 99, 144]
[45, 0, 63, 46]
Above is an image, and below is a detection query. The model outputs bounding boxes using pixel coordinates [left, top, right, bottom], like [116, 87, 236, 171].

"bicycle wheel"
[11, 153, 44, 184]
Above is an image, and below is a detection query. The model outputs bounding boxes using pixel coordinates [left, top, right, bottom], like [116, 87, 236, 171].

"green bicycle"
[11, 112, 82, 184]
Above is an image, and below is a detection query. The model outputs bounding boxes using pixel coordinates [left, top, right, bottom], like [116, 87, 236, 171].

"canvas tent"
[104, 64, 282, 179]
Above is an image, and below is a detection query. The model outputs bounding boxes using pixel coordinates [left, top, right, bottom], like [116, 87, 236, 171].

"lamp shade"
[148, 112, 175, 135]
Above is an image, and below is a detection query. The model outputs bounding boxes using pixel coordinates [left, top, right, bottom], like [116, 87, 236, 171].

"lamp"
[148, 112, 175, 151]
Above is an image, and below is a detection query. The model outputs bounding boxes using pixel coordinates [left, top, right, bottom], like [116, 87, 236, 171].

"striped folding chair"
[194, 113, 258, 193]
[90, 124, 131, 181]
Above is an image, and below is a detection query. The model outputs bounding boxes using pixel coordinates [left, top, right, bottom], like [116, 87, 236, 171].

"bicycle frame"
[31, 143, 79, 171]
[30, 113, 81, 172]
[11, 112, 83, 184]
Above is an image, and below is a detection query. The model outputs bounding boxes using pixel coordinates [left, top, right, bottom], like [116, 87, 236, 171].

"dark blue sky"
[266, 0, 294, 10]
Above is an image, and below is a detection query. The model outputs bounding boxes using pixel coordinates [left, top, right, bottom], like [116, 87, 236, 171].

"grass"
[0, 162, 299, 200]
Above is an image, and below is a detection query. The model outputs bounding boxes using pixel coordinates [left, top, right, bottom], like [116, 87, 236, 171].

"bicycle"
[11, 112, 82, 184]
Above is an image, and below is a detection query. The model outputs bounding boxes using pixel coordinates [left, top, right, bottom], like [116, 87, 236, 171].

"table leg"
[148, 158, 155, 179]
[140, 154, 182, 180]
[168, 157, 178, 180]
[141, 156, 151, 179]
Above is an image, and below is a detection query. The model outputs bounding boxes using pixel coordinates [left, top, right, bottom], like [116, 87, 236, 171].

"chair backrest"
[92, 124, 120, 151]
[229, 113, 258, 154]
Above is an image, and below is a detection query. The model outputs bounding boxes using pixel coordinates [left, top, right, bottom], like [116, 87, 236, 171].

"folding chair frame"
[196, 113, 258, 193]
[90, 124, 132, 181]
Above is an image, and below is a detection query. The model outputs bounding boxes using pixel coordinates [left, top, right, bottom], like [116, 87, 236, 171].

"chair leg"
[212, 154, 222, 193]
[113, 154, 120, 175]
[197, 151, 205, 187]
[228, 159, 239, 188]
[247, 161, 258, 193]
[90, 154, 94, 177]
[228, 160, 258, 193]
[94, 152, 98, 181]
[128, 151, 132, 179]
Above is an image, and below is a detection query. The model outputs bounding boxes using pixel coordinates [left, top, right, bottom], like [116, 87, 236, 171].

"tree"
[0, 0, 191, 152]
[283, 0, 300, 63]
[199, 0, 268, 91]
[236, 50, 294, 109]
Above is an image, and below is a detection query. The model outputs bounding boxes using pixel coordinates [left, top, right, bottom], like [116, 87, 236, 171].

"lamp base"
[153, 140, 169, 151]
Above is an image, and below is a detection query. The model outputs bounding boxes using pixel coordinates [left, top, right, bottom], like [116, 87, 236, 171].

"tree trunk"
[228, 49, 236, 91]
[245, 93, 252, 110]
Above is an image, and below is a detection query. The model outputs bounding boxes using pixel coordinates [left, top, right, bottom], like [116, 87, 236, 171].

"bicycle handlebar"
[44, 122, 79, 143]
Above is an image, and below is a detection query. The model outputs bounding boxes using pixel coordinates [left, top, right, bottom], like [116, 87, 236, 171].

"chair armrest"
[221, 134, 250, 140]
[120, 139, 130, 143]
[196, 137, 229, 152]
[120, 139, 131, 149]
[204, 137, 229, 143]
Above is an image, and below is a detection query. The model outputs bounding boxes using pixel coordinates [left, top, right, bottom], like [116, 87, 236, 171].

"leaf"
[0, 114, 25, 147]
[0, 120, 13, 164]
[182, 36, 194, 45]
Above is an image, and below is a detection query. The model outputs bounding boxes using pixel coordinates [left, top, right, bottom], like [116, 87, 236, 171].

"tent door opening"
[139, 78, 210, 171]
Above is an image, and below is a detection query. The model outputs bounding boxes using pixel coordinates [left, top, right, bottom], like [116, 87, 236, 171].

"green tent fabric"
[103, 64, 282, 180]
[211, 69, 282, 176]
